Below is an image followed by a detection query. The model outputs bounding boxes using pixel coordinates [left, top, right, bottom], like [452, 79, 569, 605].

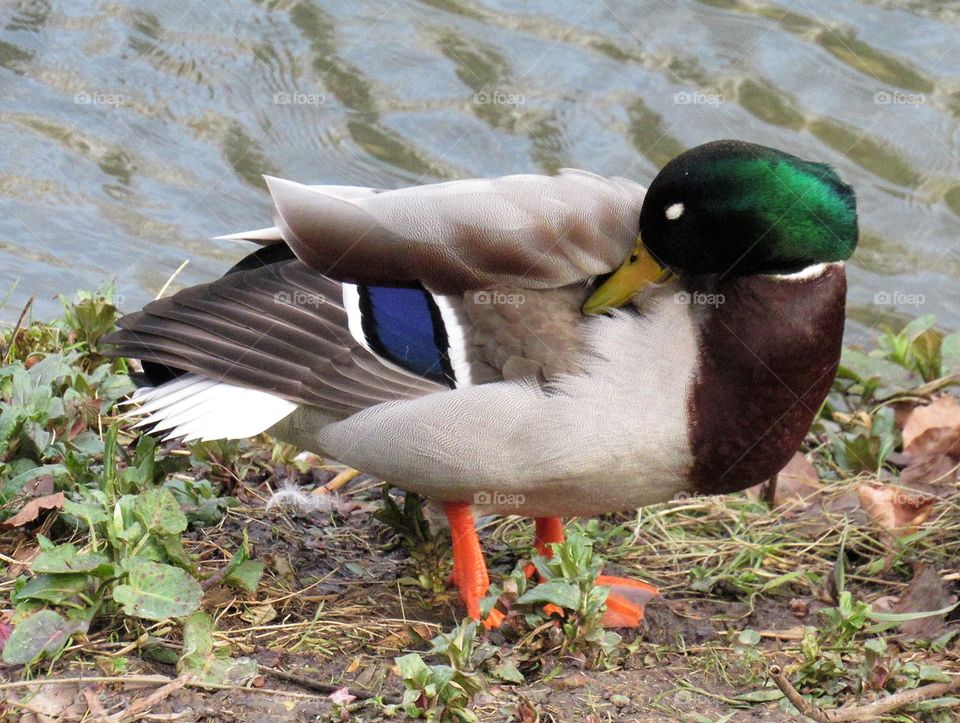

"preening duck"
[105, 140, 858, 628]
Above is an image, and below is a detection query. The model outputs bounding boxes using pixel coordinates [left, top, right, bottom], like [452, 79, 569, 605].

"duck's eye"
[665, 202, 684, 221]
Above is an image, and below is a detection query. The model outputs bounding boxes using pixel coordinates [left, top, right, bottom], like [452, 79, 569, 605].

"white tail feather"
[125, 374, 298, 442]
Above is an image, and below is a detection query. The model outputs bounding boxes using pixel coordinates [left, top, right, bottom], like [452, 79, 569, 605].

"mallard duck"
[105, 140, 858, 628]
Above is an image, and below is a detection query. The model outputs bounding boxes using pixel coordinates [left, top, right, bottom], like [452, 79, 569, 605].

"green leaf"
[516, 579, 581, 610]
[178, 611, 257, 684]
[112, 561, 202, 620]
[941, 333, 960, 373]
[62, 497, 110, 526]
[0, 464, 66, 502]
[866, 600, 959, 628]
[133, 487, 188, 536]
[225, 561, 264, 593]
[2, 610, 83, 665]
[12, 573, 88, 605]
[918, 665, 952, 684]
[735, 688, 784, 703]
[395, 653, 430, 686]
[31, 544, 112, 576]
[838, 350, 914, 392]
[490, 661, 525, 684]
[160, 534, 195, 572]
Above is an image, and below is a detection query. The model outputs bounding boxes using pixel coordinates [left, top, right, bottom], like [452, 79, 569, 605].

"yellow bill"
[582, 240, 673, 315]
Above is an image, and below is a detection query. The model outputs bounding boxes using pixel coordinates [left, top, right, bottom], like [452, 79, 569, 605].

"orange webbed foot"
[596, 575, 659, 628]
[444, 502, 506, 629]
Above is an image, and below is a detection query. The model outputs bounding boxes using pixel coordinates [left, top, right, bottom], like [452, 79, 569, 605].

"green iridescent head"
[640, 140, 858, 276]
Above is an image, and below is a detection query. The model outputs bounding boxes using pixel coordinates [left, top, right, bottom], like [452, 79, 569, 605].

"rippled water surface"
[1, 0, 958, 336]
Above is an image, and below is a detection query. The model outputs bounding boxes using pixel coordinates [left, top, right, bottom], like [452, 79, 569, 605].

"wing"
[106, 170, 646, 442]
[105, 245, 445, 417]
[233, 170, 644, 292]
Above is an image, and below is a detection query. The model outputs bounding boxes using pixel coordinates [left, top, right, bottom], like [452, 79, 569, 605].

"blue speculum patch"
[358, 284, 455, 387]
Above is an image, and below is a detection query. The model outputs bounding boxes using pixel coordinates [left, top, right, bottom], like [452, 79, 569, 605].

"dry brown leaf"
[550, 674, 593, 690]
[788, 598, 810, 618]
[21, 475, 54, 498]
[900, 453, 960, 487]
[892, 564, 957, 639]
[6, 544, 40, 578]
[746, 452, 822, 507]
[19, 683, 83, 720]
[2, 492, 65, 528]
[376, 623, 435, 651]
[902, 395, 960, 457]
[857, 483, 936, 536]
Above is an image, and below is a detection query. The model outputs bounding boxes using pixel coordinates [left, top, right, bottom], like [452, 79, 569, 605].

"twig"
[769, 665, 830, 722]
[311, 468, 361, 497]
[155, 259, 189, 300]
[111, 675, 190, 722]
[769, 665, 960, 722]
[82, 687, 111, 722]
[0, 675, 322, 700]
[262, 666, 398, 704]
[1, 295, 33, 364]
[823, 676, 960, 722]
[201, 562, 232, 591]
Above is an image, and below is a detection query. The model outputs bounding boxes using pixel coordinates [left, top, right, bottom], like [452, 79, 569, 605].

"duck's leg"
[534, 516, 565, 557]
[443, 502, 504, 628]
[527, 516, 659, 628]
[524, 517, 565, 578]
[528, 517, 567, 617]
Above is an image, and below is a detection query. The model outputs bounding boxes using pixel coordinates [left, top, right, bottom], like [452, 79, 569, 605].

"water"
[1, 0, 958, 340]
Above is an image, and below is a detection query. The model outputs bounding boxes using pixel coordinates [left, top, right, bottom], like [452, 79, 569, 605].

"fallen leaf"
[240, 603, 277, 627]
[900, 453, 959, 487]
[2, 493, 65, 528]
[22, 476, 54, 498]
[376, 623, 435, 651]
[902, 395, 960, 457]
[872, 595, 899, 613]
[329, 687, 357, 706]
[857, 483, 937, 536]
[21, 683, 82, 718]
[516, 697, 539, 723]
[892, 564, 958, 639]
[550, 674, 592, 690]
[6, 544, 40, 578]
[747, 452, 821, 507]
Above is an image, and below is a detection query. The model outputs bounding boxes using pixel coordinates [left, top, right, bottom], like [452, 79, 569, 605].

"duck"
[104, 140, 858, 629]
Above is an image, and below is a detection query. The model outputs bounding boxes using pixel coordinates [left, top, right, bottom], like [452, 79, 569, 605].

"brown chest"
[687, 266, 846, 493]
